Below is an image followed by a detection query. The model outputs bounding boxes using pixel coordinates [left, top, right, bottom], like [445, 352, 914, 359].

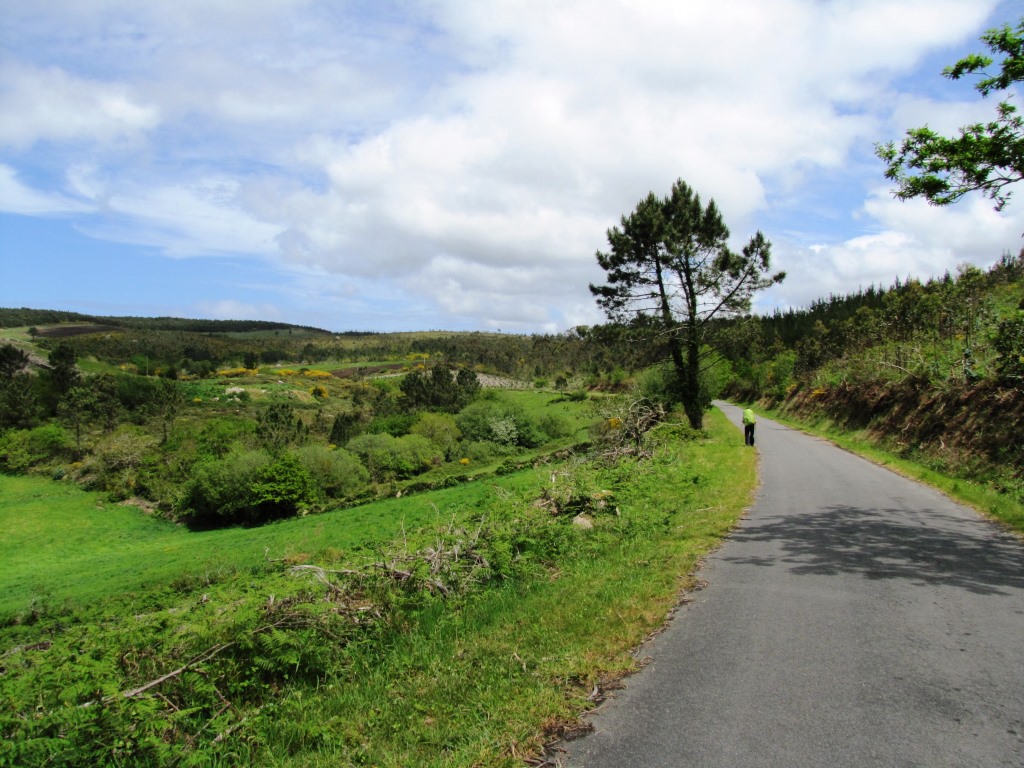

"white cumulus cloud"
[1, 0, 1018, 331]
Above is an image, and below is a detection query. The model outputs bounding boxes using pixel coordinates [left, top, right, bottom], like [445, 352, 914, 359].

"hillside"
[0, 307, 335, 336]
[721, 251, 1024, 516]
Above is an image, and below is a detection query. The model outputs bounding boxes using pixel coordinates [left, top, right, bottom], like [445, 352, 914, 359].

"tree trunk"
[683, 327, 703, 430]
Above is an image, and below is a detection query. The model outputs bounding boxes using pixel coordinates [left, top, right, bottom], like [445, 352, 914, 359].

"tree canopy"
[877, 17, 1024, 212]
[590, 179, 783, 428]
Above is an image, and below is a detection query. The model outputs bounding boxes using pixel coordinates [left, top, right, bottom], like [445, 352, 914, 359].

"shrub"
[346, 433, 437, 481]
[218, 367, 258, 378]
[637, 357, 731, 413]
[636, 362, 686, 410]
[367, 412, 418, 437]
[91, 425, 159, 499]
[460, 440, 510, 464]
[196, 416, 256, 459]
[114, 373, 167, 413]
[292, 444, 369, 499]
[93, 425, 157, 474]
[536, 412, 572, 440]
[455, 399, 543, 448]
[330, 409, 368, 445]
[256, 402, 304, 452]
[993, 308, 1024, 382]
[180, 450, 321, 528]
[400, 367, 480, 411]
[0, 423, 71, 472]
[410, 412, 462, 459]
[250, 453, 320, 521]
[178, 449, 271, 527]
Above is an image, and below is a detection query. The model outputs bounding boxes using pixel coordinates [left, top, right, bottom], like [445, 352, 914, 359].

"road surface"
[559, 403, 1024, 767]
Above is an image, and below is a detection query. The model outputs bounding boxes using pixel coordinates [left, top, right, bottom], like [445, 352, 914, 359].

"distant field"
[0, 327, 38, 342]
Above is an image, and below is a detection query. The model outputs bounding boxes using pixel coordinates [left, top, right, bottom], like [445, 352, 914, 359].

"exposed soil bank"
[776, 378, 1024, 493]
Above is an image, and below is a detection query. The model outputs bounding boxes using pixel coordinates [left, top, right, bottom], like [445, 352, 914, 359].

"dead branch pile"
[592, 398, 666, 462]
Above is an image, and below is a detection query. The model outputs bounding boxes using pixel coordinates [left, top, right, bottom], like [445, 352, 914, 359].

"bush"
[367, 412, 418, 437]
[196, 416, 256, 459]
[459, 440, 510, 464]
[256, 402, 304, 451]
[250, 454, 320, 521]
[400, 366, 480, 411]
[637, 357, 731, 413]
[994, 308, 1024, 382]
[410, 412, 462, 460]
[636, 362, 686, 410]
[293, 444, 369, 499]
[536, 412, 572, 441]
[91, 425, 159, 499]
[179, 449, 271, 527]
[180, 449, 324, 526]
[0, 423, 71, 472]
[346, 433, 438, 481]
[455, 399, 543, 448]
[114, 373, 167, 413]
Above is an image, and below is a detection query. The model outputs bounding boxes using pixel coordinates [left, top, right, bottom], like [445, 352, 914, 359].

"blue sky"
[3, 0, 1024, 333]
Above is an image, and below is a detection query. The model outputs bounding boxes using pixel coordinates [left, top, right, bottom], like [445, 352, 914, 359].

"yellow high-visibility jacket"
[742, 408, 756, 425]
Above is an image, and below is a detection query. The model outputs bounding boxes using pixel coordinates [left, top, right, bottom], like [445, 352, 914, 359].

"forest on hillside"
[718, 252, 1024, 502]
[720, 252, 1024, 397]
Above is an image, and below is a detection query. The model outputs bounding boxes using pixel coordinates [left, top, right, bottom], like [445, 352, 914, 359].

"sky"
[3, 0, 1024, 334]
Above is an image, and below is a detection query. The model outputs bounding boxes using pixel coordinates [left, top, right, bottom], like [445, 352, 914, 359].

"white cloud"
[273, 0, 1005, 325]
[61, 166, 285, 258]
[194, 298, 282, 321]
[0, 164, 92, 215]
[762, 188, 1024, 311]
[0, 60, 159, 149]
[1, 0, 1017, 331]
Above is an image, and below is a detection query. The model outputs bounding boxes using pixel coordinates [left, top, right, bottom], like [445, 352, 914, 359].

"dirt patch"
[33, 324, 116, 338]
[119, 497, 161, 515]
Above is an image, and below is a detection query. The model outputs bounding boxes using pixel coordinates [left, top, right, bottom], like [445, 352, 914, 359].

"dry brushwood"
[289, 517, 492, 602]
[593, 398, 666, 462]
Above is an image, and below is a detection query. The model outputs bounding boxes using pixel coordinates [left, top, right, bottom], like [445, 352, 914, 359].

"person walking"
[742, 407, 757, 446]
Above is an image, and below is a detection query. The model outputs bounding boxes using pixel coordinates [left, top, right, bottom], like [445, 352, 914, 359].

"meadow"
[0, 469, 543, 621]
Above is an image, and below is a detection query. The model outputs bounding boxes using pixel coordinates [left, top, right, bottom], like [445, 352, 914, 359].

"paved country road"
[558, 403, 1024, 768]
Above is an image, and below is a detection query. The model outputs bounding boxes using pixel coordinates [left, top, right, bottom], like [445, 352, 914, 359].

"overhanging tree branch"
[877, 17, 1024, 214]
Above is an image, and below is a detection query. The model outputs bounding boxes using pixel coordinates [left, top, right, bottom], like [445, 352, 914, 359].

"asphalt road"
[558, 403, 1024, 767]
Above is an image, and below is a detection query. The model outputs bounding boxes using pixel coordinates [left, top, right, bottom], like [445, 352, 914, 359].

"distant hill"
[0, 307, 336, 336]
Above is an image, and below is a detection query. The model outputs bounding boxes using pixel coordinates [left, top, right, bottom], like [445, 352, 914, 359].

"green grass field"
[0, 469, 548, 620]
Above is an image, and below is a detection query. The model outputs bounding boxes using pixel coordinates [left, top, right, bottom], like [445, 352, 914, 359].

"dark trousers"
[744, 423, 755, 446]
